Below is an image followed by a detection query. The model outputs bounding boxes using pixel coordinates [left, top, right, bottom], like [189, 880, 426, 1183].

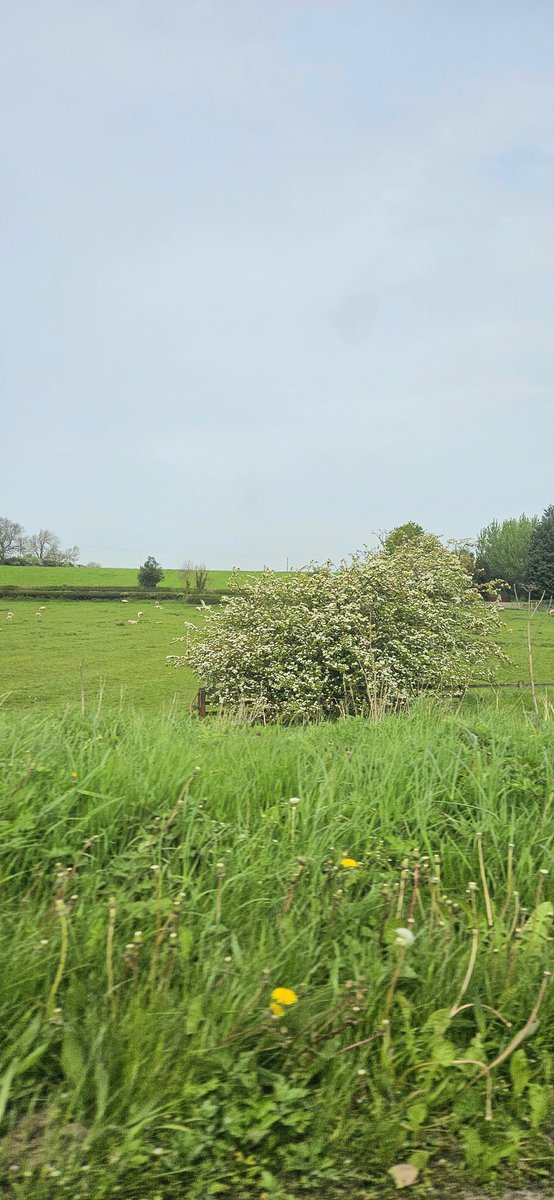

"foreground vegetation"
[1, 704, 553, 1198]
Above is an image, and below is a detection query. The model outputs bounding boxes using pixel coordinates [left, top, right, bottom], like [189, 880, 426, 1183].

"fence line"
[192, 682, 554, 717]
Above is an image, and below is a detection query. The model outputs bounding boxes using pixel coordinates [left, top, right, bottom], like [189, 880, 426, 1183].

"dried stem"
[449, 927, 479, 1016]
[476, 833, 494, 928]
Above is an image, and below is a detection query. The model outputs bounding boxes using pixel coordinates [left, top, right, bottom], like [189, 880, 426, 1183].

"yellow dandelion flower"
[270, 1001, 285, 1017]
[271, 986, 298, 1007]
[340, 857, 360, 868]
[71, 772, 78, 781]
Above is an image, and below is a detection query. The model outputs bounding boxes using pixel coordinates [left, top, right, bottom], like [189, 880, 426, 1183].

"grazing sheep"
[121, 599, 129, 604]
[137, 611, 144, 619]
[6, 612, 14, 620]
[196, 598, 209, 612]
[127, 619, 139, 625]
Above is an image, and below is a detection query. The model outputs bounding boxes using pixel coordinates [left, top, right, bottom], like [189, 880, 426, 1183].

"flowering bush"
[172, 538, 506, 721]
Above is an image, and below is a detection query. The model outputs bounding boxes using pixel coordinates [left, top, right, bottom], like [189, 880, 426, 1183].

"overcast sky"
[1, 1, 553, 568]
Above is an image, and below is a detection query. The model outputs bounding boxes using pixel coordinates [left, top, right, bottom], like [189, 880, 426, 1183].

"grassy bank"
[0, 705, 553, 1197]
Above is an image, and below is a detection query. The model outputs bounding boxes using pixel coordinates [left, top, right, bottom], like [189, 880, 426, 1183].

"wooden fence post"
[197, 688, 206, 718]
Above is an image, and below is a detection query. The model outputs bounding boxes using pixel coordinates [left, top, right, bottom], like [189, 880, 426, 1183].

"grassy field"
[0, 704, 553, 1198]
[1, 599, 554, 716]
[0, 565, 280, 590]
[2, 598, 554, 1197]
[0, 599, 201, 713]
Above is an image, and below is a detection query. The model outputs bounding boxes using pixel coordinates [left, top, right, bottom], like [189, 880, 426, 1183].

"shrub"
[194, 562, 209, 592]
[176, 538, 506, 721]
[137, 556, 164, 588]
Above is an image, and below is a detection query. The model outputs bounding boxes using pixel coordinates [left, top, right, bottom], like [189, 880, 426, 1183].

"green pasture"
[1, 599, 554, 716]
[0, 565, 280, 590]
[0, 705, 553, 1197]
[0, 599, 201, 713]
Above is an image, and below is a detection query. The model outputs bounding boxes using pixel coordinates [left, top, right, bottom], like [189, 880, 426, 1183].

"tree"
[194, 563, 209, 592]
[383, 523, 425, 553]
[27, 529, 61, 562]
[0, 517, 25, 562]
[180, 560, 194, 593]
[476, 514, 538, 589]
[527, 505, 554, 598]
[138, 556, 164, 588]
[170, 538, 505, 722]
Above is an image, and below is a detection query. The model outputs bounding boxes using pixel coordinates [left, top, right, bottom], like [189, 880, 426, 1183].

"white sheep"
[196, 598, 209, 612]
[121, 599, 129, 604]
[6, 611, 14, 620]
[137, 611, 144, 619]
[35, 611, 42, 618]
[127, 619, 139, 625]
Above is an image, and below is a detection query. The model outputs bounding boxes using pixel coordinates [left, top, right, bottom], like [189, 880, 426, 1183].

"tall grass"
[1, 704, 553, 1197]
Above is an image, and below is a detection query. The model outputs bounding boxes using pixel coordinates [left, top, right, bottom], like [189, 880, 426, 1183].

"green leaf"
[185, 995, 203, 1035]
[61, 1031, 86, 1088]
[431, 1038, 456, 1066]
[94, 1060, 109, 1121]
[509, 1048, 529, 1098]
[406, 1101, 427, 1131]
[0, 1061, 18, 1124]
[528, 1083, 549, 1132]
[179, 927, 193, 959]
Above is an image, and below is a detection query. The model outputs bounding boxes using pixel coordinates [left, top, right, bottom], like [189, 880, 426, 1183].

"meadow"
[0, 566, 280, 591]
[1, 597, 554, 1198]
[1, 598, 554, 716]
[0, 599, 201, 713]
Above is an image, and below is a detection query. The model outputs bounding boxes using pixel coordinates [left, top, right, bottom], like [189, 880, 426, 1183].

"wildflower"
[270, 1002, 284, 1018]
[271, 986, 298, 1007]
[340, 857, 360, 869]
[395, 927, 415, 948]
[289, 797, 301, 807]
[70, 772, 78, 782]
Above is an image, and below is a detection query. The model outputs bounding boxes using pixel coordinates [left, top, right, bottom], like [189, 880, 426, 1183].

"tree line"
[0, 518, 79, 566]
[3, 508, 553, 596]
[472, 506, 554, 596]
[378, 508, 554, 598]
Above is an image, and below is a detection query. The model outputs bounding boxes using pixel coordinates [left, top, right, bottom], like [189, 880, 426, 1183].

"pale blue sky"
[1, 1, 553, 568]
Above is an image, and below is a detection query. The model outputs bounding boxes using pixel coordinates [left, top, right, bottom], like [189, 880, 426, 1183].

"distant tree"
[180, 560, 194, 593]
[383, 523, 425, 553]
[195, 563, 209, 592]
[527, 505, 554, 597]
[138, 556, 164, 588]
[27, 529, 61, 562]
[476, 514, 538, 589]
[85, 561, 102, 569]
[0, 517, 25, 562]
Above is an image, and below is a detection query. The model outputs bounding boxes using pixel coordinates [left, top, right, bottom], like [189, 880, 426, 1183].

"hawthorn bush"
[173, 537, 505, 721]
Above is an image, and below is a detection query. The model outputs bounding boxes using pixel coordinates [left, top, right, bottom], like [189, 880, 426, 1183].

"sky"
[1, 0, 553, 569]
